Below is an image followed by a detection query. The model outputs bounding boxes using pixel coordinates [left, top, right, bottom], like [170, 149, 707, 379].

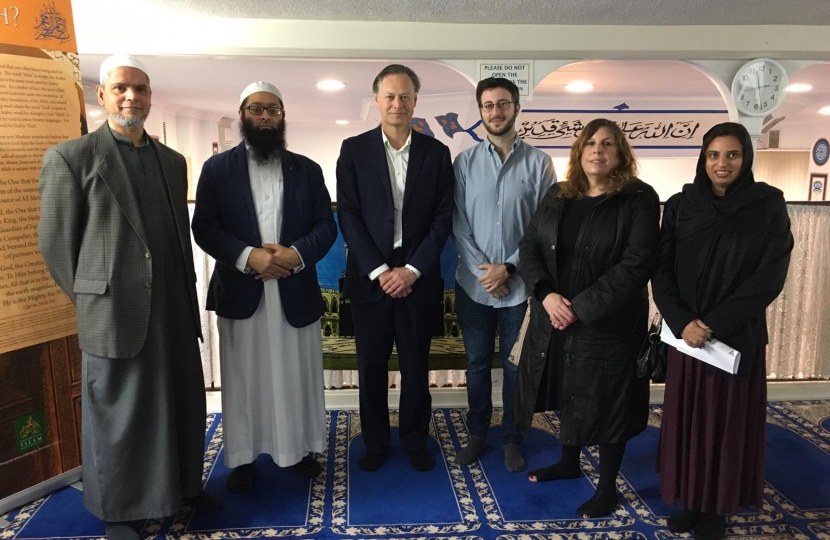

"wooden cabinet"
[0, 336, 82, 499]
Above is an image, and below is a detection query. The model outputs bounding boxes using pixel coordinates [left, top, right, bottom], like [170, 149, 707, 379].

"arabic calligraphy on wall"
[434, 109, 729, 150]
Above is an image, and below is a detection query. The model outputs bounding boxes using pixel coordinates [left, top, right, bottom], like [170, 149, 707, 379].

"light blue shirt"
[451, 136, 556, 307]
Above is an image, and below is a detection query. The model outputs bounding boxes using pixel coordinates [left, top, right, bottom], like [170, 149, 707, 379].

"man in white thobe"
[192, 81, 337, 491]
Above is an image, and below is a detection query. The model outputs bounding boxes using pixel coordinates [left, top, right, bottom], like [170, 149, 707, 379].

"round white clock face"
[731, 59, 788, 116]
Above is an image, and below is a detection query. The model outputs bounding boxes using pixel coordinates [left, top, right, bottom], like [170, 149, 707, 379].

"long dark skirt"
[657, 346, 767, 515]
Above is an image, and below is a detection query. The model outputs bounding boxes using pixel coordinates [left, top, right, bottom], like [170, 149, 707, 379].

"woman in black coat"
[652, 122, 793, 540]
[515, 118, 660, 518]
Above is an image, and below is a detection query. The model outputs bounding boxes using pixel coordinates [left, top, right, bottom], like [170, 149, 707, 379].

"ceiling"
[77, 1, 830, 130]
[145, 0, 830, 26]
[80, 55, 830, 130]
[81, 56, 475, 125]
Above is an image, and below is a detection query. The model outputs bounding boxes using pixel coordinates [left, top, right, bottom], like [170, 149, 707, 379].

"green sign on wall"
[14, 411, 46, 453]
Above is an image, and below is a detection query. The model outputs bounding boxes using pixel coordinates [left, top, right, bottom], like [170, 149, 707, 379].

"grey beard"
[110, 113, 145, 129]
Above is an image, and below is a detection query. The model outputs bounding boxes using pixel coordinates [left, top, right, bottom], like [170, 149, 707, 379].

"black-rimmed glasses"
[241, 105, 284, 116]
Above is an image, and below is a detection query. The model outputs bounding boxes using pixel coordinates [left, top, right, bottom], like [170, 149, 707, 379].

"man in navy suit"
[336, 65, 454, 472]
[192, 81, 336, 492]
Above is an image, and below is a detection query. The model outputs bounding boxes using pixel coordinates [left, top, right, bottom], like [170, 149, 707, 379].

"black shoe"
[358, 451, 386, 472]
[105, 522, 140, 540]
[694, 512, 727, 540]
[667, 508, 702, 533]
[293, 454, 323, 478]
[226, 462, 255, 492]
[183, 489, 224, 512]
[410, 452, 435, 472]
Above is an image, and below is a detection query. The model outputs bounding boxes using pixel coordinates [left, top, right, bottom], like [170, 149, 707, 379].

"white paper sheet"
[660, 324, 741, 375]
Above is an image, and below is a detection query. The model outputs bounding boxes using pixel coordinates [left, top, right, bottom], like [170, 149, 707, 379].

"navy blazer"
[192, 142, 336, 327]
[336, 126, 454, 306]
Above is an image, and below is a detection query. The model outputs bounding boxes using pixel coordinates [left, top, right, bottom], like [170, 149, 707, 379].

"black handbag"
[637, 314, 668, 383]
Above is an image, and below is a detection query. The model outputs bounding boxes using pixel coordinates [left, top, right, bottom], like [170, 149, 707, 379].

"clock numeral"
[743, 75, 749, 81]
[739, 83, 743, 91]
[754, 103, 759, 110]
[771, 95, 775, 101]
[740, 94, 745, 100]
[773, 76, 779, 82]
[746, 101, 750, 107]
[763, 101, 768, 108]
[774, 85, 779, 91]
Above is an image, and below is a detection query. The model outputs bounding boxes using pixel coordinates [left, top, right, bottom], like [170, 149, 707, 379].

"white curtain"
[766, 204, 830, 379]
[189, 204, 220, 387]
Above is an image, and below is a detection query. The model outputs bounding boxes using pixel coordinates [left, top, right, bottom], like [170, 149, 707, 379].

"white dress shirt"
[367, 130, 421, 281]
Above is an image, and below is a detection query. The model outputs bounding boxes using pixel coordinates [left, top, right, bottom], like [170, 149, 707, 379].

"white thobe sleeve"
[235, 246, 255, 273]
[289, 245, 305, 273]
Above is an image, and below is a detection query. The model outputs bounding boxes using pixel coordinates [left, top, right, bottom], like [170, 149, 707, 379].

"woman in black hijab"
[652, 122, 793, 540]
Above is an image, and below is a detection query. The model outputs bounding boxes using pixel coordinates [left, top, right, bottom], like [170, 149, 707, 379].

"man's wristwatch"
[504, 263, 517, 276]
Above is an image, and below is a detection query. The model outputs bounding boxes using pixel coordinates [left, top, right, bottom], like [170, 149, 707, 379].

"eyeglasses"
[241, 105, 284, 116]
[479, 100, 515, 112]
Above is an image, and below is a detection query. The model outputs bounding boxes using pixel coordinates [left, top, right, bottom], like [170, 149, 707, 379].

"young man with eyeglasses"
[192, 81, 336, 492]
[451, 77, 556, 471]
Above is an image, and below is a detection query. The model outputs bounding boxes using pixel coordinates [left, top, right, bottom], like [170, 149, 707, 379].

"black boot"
[105, 522, 139, 540]
[694, 512, 727, 540]
[667, 507, 702, 533]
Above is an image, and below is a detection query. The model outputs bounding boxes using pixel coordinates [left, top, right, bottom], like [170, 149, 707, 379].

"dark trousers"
[454, 282, 525, 445]
[352, 288, 433, 455]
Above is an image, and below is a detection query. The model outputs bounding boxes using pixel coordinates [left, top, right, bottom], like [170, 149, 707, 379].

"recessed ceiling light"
[88, 110, 102, 117]
[94, 119, 105, 124]
[317, 80, 345, 91]
[787, 83, 813, 93]
[819, 106, 830, 115]
[335, 120, 349, 125]
[565, 81, 593, 93]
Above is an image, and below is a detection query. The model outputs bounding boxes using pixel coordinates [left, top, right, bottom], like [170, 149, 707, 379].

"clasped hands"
[477, 263, 513, 299]
[542, 293, 577, 330]
[681, 319, 712, 349]
[247, 243, 300, 281]
[379, 267, 417, 298]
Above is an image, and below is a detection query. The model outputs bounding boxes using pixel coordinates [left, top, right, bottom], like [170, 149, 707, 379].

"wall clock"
[731, 58, 788, 116]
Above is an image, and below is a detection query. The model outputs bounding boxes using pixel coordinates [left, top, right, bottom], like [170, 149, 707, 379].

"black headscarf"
[676, 122, 779, 245]
[661, 122, 792, 375]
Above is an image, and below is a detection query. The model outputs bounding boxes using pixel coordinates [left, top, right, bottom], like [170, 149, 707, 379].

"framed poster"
[809, 173, 827, 201]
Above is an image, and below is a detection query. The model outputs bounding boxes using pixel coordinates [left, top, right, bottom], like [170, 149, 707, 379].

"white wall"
[175, 114, 222, 197]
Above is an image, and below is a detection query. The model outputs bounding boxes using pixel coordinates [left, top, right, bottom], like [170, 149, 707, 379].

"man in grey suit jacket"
[38, 55, 220, 540]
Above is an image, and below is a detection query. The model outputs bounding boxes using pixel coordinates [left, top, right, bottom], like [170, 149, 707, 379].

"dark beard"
[484, 114, 516, 137]
[240, 117, 287, 164]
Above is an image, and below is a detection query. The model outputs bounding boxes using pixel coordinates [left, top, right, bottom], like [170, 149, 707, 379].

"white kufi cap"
[240, 81, 283, 105]
[99, 54, 148, 84]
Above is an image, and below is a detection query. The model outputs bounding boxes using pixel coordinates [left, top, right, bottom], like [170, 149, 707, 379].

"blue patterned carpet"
[4, 401, 830, 540]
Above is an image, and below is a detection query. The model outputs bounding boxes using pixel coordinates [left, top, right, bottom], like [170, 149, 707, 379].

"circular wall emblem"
[814, 139, 830, 166]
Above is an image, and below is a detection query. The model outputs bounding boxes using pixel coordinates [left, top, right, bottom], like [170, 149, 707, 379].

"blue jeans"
[455, 282, 525, 446]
